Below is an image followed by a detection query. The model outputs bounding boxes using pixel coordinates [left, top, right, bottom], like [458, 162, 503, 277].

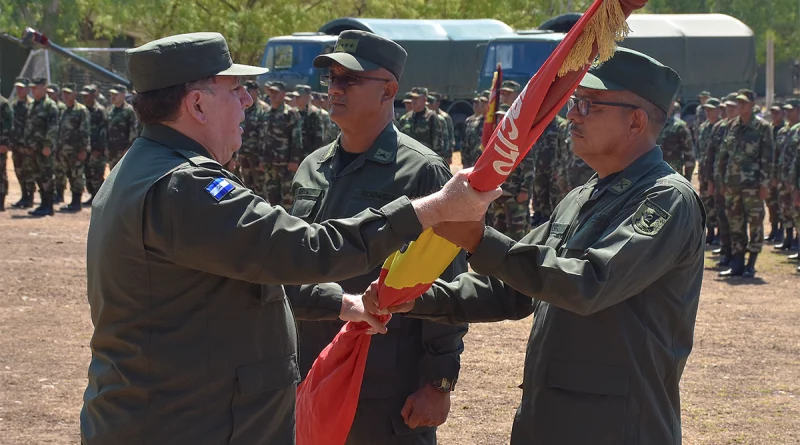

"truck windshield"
[262, 41, 331, 74]
[482, 41, 557, 77]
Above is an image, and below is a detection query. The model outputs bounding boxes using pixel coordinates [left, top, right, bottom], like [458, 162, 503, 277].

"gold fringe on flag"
[558, 0, 631, 77]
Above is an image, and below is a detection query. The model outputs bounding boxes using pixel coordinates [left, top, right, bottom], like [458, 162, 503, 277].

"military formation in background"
[1, 74, 798, 274]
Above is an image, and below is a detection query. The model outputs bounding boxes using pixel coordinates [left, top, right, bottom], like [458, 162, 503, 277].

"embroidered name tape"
[206, 177, 234, 201]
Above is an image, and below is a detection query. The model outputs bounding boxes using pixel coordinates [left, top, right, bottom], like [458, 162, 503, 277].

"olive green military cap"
[697, 90, 711, 98]
[735, 89, 754, 102]
[295, 84, 312, 95]
[288, 91, 300, 98]
[313, 30, 407, 81]
[28, 77, 47, 87]
[80, 84, 97, 95]
[723, 99, 738, 107]
[500, 80, 521, 92]
[579, 47, 680, 115]
[62, 83, 77, 94]
[430, 92, 443, 101]
[409, 87, 428, 98]
[126, 32, 268, 93]
[783, 98, 800, 110]
[14, 77, 29, 88]
[770, 104, 783, 112]
[724, 93, 738, 102]
[108, 83, 128, 94]
[402, 92, 413, 103]
[426, 95, 435, 104]
[269, 81, 287, 92]
[47, 84, 59, 93]
[244, 80, 260, 90]
[702, 97, 721, 108]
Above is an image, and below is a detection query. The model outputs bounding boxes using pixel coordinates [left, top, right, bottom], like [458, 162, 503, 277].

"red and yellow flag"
[480, 64, 503, 152]
[297, 2, 648, 444]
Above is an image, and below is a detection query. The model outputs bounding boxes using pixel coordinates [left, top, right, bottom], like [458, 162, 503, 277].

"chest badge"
[205, 177, 235, 202]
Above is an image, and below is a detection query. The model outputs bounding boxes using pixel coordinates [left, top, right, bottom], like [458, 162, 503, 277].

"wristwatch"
[431, 377, 456, 393]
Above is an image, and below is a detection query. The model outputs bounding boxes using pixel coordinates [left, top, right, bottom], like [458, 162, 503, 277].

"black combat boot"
[0, 194, 5, 211]
[742, 252, 759, 278]
[776, 228, 794, 251]
[29, 193, 54, 217]
[773, 227, 785, 245]
[716, 246, 732, 267]
[765, 221, 779, 241]
[82, 194, 94, 207]
[11, 191, 33, 208]
[60, 192, 83, 213]
[719, 253, 745, 277]
[53, 188, 64, 204]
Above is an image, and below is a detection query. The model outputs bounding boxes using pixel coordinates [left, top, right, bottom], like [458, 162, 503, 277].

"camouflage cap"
[409, 87, 428, 98]
[62, 83, 77, 94]
[14, 77, 29, 88]
[243, 80, 260, 90]
[313, 30, 407, 81]
[80, 84, 98, 95]
[268, 81, 287, 92]
[500, 80, 521, 92]
[783, 98, 800, 110]
[287, 91, 300, 97]
[579, 47, 680, 114]
[724, 93, 738, 102]
[126, 32, 268, 93]
[735, 89, 755, 102]
[402, 92, 413, 103]
[702, 97, 721, 108]
[481, 90, 491, 98]
[47, 84, 59, 93]
[426, 95, 435, 104]
[724, 99, 738, 107]
[697, 90, 711, 98]
[770, 103, 783, 112]
[295, 84, 312, 95]
[108, 83, 128, 94]
[429, 92, 443, 101]
[28, 77, 47, 87]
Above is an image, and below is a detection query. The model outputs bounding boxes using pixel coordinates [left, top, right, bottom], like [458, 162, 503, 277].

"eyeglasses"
[567, 96, 640, 116]
[320, 73, 392, 87]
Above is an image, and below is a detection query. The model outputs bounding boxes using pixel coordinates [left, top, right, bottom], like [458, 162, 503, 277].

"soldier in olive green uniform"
[81, 32, 499, 445]
[0, 93, 12, 210]
[81, 85, 109, 206]
[461, 94, 487, 168]
[10, 78, 36, 208]
[238, 80, 269, 199]
[106, 84, 139, 169]
[429, 92, 455, 165]
[55, 84, 90, 212]
[397, 87, 446, 159]
[372, 48, 705, 445]
[264, 81, 303, 209]
[294, 85, 326, 158]
[774, 100, 800, 251]
[25, 78, 60, 217]
[696, 98, 722, 243]
[299, 34, 467, 443]
[657, 102, 695, 180]
[530, 116, 568, 226]
[714, 90, 774, 277]
[489, 110, 530, 241]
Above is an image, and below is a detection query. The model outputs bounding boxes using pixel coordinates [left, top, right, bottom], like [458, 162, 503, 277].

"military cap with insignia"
[702, 97, 721, 109]
[295, 84, 312, 95]
[14, 77, 30, 88]
[500, 80, 521, 92]
[108, 83, 128, 94]
[47, 84, 60, 93]
[243, 80, 260, 90]
[313, 30, 407, 81]
[269, 81, 287, 92]
[126, 32, 267, 93]
[28, 77, 47, 87]
[62, 83, 77, 94]
[579, 46, 681, 114]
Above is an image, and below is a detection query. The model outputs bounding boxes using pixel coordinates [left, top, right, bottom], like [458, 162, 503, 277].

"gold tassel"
[558, 0, 630, 77]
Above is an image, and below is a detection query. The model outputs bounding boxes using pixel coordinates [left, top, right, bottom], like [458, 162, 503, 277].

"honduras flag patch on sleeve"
[205, 177, 235, 201]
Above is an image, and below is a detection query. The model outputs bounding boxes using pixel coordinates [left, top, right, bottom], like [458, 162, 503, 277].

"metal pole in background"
[766, 34, 774, 108]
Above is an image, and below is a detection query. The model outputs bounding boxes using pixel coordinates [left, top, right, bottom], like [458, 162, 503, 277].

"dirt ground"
[0, 157, 798, 445]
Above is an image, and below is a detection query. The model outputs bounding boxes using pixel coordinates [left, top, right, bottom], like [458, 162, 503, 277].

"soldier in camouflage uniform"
[397, 87, 446, 159]
[295, 85, 326, 158]
[55, 83, 90, 212]
[10, 78, 36, 208]
[530, 116, 567, 227]
[429, 92, 455, 164]
[714, 90, 774, 278]
[264, 81, 303, 209]
[315, 92, 340, 142]
[460, 94, 487, 168]
[81, 85, 108, 206]
[499, 80, 521, 108]
[48, 84, 70, 203]
[488, 110, 530, 240]
[766, 104, 787, 242]
[657, 101, 695, 181]
[0, 92, 12, 211]
[696, 98, 722, 244]
[106, 84, 139, 170]
[554, 118, 594, 199]
[706, 99, 739, 265]
[793, 130, 800, 270]
[237, 80, 269, 199]
[25, 78, 60, 217]
[774, 100, 800, 251]
[693, 91, 710, 140]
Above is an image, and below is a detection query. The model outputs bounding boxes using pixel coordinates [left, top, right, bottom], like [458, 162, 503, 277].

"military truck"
[259, 18, 515, 128]
[477, 13, 757, 116]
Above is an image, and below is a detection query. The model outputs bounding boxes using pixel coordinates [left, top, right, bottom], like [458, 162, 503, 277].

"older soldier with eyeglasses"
[366, 47, 707, 445]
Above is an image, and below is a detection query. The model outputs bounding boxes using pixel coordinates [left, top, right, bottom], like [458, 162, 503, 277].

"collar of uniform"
[592, 146, 664, 199]
[141, 123, 220, 167]
[318, 122, 398, 166]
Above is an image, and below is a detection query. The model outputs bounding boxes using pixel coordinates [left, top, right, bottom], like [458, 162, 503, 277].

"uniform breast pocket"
[345, 189, 400, 217]
[562, 217, 609, 256]
[290, 188, 323, 221]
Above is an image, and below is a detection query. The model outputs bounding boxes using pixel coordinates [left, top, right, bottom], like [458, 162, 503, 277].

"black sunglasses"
[567, 96, 640, 116]
[320, 73, 392, 87]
